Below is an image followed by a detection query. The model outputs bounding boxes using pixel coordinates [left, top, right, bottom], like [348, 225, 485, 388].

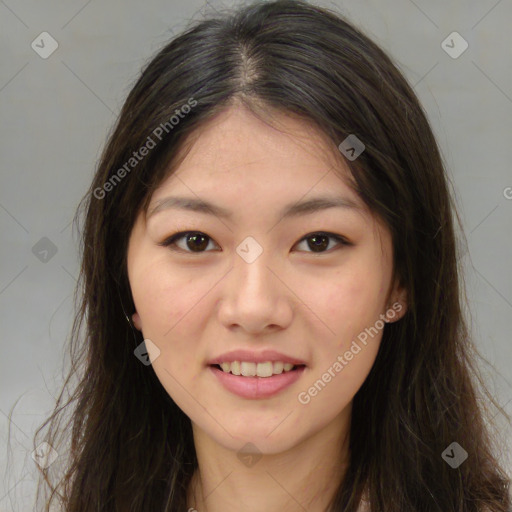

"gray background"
[1, 0, 511, 509]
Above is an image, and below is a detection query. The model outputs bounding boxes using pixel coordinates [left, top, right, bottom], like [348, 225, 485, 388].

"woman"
[32, 0, 511, 510]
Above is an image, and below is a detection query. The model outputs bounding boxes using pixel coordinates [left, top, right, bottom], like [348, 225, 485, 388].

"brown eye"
[183, 233, 210, 252]
[295, 232, 350, 253]
[305, 233, 329, 252]
[159, 231, 219, 253]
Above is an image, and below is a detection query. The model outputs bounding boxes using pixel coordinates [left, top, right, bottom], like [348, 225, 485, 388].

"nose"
[217, 247, 293, 334]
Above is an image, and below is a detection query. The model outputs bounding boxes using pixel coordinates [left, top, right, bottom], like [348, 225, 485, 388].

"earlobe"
[132, 312, 142, 331]
[390, 288, 408, 322]
[384, 281, 408, 323]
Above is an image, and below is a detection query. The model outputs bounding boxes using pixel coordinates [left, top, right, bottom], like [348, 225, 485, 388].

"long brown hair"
[26, 1, 511, 510]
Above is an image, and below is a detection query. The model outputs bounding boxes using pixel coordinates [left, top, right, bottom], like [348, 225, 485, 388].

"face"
[127, 104, 407, 454]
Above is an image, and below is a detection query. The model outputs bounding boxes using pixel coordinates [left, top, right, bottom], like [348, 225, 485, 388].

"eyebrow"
[148, 194, 362, 222]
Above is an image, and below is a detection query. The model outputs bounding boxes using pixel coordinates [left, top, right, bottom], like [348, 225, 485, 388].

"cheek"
[299, 274, 386, 413]
[131, 260, 191, 337]
[131, 266, 204, 383]
[320, 269, 386, 339]
[132, 268, 171, 329]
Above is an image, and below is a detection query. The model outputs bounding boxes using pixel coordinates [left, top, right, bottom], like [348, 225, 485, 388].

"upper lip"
[207, 349, 307, 366]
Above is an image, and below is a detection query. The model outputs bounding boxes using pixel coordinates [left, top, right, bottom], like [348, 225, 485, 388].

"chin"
[207, 422, 304, 455]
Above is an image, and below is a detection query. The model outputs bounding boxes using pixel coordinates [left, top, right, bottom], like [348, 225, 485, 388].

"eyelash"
[158, 230, 351, 254]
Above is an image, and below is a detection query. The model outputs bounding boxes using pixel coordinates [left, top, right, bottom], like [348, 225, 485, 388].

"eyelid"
[158, 230, 352, 253]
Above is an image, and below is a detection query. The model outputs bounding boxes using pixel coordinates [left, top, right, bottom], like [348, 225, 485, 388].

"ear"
[385, 279, 408, 323]
[132, 311, 142, 331]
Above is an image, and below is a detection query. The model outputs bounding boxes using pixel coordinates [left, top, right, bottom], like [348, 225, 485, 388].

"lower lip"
[209, 365, 306, 399]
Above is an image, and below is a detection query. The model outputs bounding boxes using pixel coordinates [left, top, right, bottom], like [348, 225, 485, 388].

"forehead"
[149, 105, 365, 216]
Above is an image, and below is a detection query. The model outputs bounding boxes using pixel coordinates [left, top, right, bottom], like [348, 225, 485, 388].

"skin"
[127, 103, 407, 512]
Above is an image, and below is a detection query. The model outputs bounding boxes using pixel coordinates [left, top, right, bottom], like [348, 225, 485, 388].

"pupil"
[187, 233, 208, 251]
[309, 234, 328, 252]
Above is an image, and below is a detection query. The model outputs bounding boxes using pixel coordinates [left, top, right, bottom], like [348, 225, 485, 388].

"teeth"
[255, 362, 273, 377]
[273, 362, 284, 374]
[241, 361, 256, 377]
[216, 361, 299, 377]
[231, 361, 241, 375]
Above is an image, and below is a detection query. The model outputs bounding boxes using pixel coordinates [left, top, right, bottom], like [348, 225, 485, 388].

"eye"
[158, 230, 351, 254]
[158, 231, 220, 253]
[294, 232, 351, 253]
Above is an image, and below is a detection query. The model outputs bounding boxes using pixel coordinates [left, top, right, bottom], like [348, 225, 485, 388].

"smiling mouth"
[210, 362, 306, 378]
